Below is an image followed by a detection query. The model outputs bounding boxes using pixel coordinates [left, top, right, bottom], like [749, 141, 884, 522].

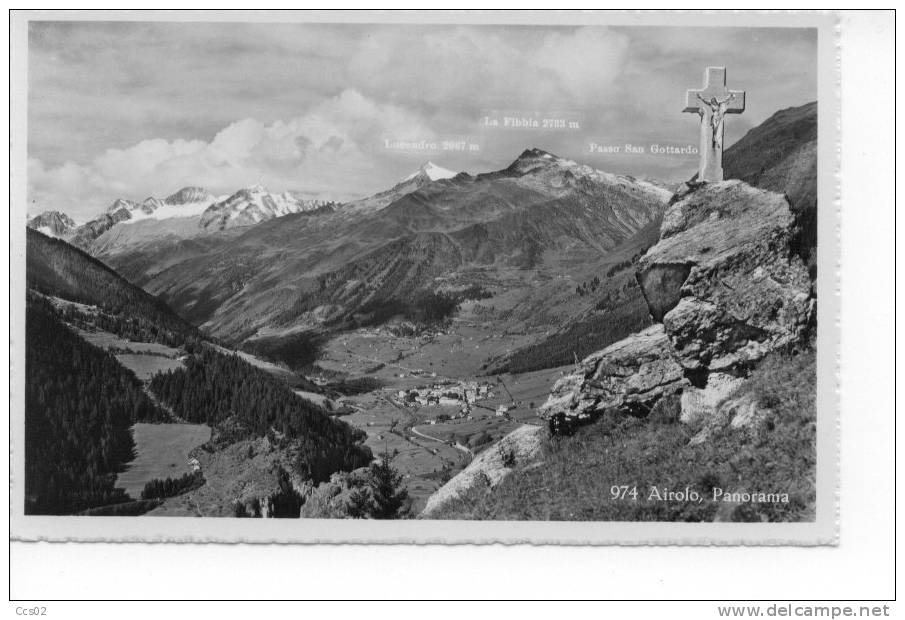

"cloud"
[27, 22, 359, 168]
[348, 26, 630, 113]
[26, 23, 817, 219]
[28, 89, 436, 220]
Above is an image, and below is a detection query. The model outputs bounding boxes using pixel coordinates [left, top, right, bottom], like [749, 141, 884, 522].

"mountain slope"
[26, 227, 198, 345]
[25, 228, 374, 515]
[723, 101, 817, 267]
[106, 149, 669, 343]
[339, 161, 462, 216]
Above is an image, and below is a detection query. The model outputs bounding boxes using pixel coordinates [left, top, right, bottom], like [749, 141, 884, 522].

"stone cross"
[683, 66, 745, 182]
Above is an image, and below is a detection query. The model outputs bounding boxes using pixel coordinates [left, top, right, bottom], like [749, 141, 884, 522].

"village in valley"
[392, 380, 512, 420]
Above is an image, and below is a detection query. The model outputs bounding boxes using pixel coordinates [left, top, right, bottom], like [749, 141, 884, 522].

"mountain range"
[29, 184, 336, 250]
[84, 149, 668, 355]
[25, 101, 816, 371]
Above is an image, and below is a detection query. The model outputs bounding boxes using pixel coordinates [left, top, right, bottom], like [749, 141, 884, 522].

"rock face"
[639, 181, 813, 373]
[679, 372, 745, 426]
[539, 180, 813, 430]
[27, 211, 77, 239]
[539, 324, 686, 424]
[420, 425, 544, 518]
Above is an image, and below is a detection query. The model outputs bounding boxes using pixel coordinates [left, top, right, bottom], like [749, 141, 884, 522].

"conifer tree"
[368, 448, 408, 519]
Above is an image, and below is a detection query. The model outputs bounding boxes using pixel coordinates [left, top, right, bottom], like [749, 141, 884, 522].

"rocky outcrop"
[679, 372, 745, 426]
[639, 181, 813, 373]
[420, 424, 545, 518]
[70, 208, 133, 249]
[539, 180, 813, 432]
[539, 324, 686, 424]
[27, 210, 77, 239]
[687, 392, 770, 446]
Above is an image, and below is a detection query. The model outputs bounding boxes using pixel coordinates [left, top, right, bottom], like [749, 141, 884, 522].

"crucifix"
[683, 66, 745, 182]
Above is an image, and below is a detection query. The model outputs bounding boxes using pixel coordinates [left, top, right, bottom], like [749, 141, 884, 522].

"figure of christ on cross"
[697, 92, 739, 149]
[683, 67, 745, 182]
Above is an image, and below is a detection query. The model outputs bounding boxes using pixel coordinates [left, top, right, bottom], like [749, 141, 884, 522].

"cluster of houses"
[394, 381, 495, 409]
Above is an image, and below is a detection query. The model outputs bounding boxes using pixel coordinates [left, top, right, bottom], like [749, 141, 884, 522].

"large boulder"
[538, 324, 686, 424]
[638, 181, 813, 373]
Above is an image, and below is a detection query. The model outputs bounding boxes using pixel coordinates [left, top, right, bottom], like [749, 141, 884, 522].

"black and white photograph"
[10, 11, 842, 546]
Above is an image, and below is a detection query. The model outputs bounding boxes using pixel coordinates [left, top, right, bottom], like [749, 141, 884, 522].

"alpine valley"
[25, 102, 818, 519]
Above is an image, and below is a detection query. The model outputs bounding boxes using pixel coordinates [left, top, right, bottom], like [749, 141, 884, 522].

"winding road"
[410, 425, 473, 456]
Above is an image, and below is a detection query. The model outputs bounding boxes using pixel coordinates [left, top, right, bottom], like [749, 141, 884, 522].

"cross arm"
[683, 90, 704, 113]
[683, 89, 746, 113]
[724, 90, 746, 113]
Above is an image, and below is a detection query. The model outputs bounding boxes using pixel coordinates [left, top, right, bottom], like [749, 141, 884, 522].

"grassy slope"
[430, 346, 816, 522]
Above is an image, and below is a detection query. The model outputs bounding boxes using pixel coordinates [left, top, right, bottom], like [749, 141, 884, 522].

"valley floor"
[64, 316, 570, 516]
[312, 325, 569, 512]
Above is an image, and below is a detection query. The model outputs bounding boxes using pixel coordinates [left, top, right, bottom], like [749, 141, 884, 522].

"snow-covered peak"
[97, 187, 219, 225]
[506, 148, 672, 203]
[403, 161, 457, 183]
[340, 162, 460, 217]
[106, 198, 138, 214]
[27, 210, 77, 239]
[199, 187, 331, 231]
[240, 184, 269, 195]
[165, 186, 216, 205]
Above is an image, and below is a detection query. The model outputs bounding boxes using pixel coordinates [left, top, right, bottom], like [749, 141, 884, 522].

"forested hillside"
[25, 297, 169, 514]
[149, 348, 373, 482]
[26, 228, 198, 346]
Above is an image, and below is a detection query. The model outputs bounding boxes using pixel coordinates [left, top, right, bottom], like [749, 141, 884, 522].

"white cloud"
[348, 26, 630, 112]
[28, 90, 436, 220]
[26, 23, 817, 219]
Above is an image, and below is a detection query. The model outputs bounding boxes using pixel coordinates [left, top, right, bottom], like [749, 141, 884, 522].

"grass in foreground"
[430, 346, 816, 522]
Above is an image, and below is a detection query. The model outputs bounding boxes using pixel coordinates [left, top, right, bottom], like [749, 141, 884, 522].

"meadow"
[115, 422, 211, 500]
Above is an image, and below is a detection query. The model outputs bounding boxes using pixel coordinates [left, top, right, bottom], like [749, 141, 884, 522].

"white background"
[4, 8, 898, 610]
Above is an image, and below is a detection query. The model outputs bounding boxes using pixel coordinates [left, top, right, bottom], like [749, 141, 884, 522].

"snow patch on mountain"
[403, 161, 457, 183]
[199, 186, 331, 231]
[340, 162, 462, 216]
[509, 148, 673, 203]
[100, 187, 219, 224]
[27, 211, 77, 239]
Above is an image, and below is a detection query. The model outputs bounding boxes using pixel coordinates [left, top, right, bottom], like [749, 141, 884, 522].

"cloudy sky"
[27, 21, 817, 221]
